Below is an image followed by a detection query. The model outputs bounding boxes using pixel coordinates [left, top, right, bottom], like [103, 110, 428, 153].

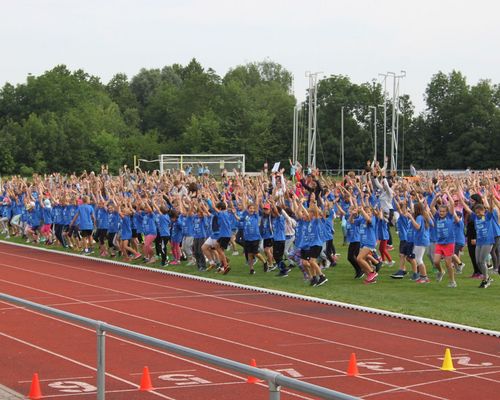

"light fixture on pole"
[341, 106, 345, 177]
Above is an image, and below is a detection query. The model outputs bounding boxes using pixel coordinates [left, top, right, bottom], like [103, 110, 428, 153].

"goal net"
[159, 154, 246, 176]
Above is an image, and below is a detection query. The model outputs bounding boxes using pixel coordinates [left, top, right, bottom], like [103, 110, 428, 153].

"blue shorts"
[399, 240, 415, 259]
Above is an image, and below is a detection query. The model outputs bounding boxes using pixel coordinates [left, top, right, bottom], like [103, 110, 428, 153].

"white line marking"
[414, 353, 469, 358]
[1, 240, 498, 338]
[18, 376, 93, 383]
[0, 332, 176, 400]
[130, 369, 196, 376]
[326, 358, 385, 363]
[0, 277, 450, 400]
[1, 301, 316, 400]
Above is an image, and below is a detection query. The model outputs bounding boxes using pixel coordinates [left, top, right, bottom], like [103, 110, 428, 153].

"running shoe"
[456, 263, 465, 274]
[411, 272, 420, 281]
[354, 272, 365, 279]
[250, 269, 256, 275]
[479, 277, 492, 288]
[268, 263, 278, 272]
[375, 261, 383, 273]
[436, 270, 446, 282]
[276, 269, 290, 277]
[169, 260, 180, 265]
[315, 275, 328, 286]
[365, 271, 378, 283]
[447, 281, 457, 288]
[416, 276, 430, 284]
[222, 266, 231, 275]
[390, 270, 407, 279]
[310, 276, 318, 286]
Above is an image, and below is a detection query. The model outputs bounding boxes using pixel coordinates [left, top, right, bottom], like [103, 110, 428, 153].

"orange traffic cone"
[246, 359, 261, 384]
[347, 353, 359, 376]
[28, 373, 42, 399]
[139, 366, 153, 391]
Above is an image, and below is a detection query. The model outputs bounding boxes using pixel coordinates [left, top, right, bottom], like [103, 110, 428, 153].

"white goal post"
[159, 154, 246, 176]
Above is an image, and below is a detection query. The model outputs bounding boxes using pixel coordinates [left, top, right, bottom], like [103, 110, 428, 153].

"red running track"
[0, 242, 499, 400]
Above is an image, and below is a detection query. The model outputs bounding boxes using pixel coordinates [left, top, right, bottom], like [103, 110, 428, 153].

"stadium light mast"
[292, 104, 298, 165]
[305, 71, 321, 169]
[341, 106, 345, 177]
[378, 73, 389, 165]
[390, 71, 405, 172]
[369, 106, 377, 162]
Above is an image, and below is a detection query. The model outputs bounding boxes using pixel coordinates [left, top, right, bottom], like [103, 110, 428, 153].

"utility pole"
[305, 71, 321, 169]
[369, 106, 377, 162]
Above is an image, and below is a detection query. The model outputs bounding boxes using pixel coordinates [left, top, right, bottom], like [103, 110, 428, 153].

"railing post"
[96, 322, 106, 400]
[268, 380, 280, 400]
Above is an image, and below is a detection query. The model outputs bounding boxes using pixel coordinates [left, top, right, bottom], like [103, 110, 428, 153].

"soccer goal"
[158, 154, 246, 176]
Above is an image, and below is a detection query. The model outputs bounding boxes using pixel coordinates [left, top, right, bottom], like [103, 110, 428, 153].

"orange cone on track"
[246, 359, 261, 384]
[28, 373, 42, 399]
[347, 353, 359, 376]
[139, 366, 153, 391]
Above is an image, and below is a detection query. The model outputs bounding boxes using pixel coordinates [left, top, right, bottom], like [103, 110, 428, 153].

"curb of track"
[2, 239, 499, 338]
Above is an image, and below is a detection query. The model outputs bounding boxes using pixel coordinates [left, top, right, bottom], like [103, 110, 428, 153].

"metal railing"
[0, 293, 358, 400]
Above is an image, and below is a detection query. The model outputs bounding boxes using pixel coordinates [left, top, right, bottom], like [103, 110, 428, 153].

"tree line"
[0, 60, 498, 175]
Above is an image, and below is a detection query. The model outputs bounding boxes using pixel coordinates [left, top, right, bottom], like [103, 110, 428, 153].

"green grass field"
[3, 221, 499, 331]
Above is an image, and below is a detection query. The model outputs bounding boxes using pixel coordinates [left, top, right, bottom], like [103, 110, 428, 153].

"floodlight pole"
[369, 106, 377, 162]
[305, 71, 321, 169]
[292, 104, 298, 164]
[378, 73, 389, 165]
[341, 106, 345, 177]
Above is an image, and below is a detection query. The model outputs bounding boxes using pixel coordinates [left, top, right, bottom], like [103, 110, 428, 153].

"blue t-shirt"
[259, 213, 274, 240]
[356, 215, 377, 248]
[120, 215, 132, 240]
[435, 213, 455, 245]
[157, 213, 171, 237]
[96, 207, 109, 230]
[376, 218, 389, 241]
[77, 204, 94, 230]
[243, 212, 261, 241]
[272, 214, 286, 242]
[171, 220, 183, 243]
[108, 211, 120, 233]
[143, 213, 157, 236]
[413, 215, 431, 247]
[397, 215, 409, 242]
[471, 211, 495, 246]
[453, 217, 465, 246]
[346, 216, 360, 243]
[191, 215, 209, 239]
[217, 211, 233, 238]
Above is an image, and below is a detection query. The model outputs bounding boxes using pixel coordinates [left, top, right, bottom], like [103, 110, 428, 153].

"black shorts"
[218, 237, 231, 250]
[245, 240, 260, 254]
[300, 248, 310, 260]
[68, 225, 80, 238]
[263, 238, 274, 248]
[132, 229, 138, 238]
[399, 240, 415, 259]
[308, 245, 322, 259]
[81, 229, 93, 238]
[96, 229, 108, 245]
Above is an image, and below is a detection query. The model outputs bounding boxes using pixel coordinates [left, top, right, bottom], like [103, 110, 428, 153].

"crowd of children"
[0, 161, 499, 289]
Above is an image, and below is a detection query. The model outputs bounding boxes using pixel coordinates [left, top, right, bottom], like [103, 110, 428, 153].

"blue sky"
[1, 0, 499, 112]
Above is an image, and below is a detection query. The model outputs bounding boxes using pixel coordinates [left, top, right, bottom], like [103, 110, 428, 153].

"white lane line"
[130, 369, 196, 376]
[0, 332, 176, 400]
[1, 300, 316, 400]
[0, 277, 449, 400]
[326, 358, 385, 363]
[2, 263, 497, 389]
[18, 376, 93, 383]
[361, 368, 500, 398]
[414, 353, 469, 358]
[1, 245, 498, 357]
